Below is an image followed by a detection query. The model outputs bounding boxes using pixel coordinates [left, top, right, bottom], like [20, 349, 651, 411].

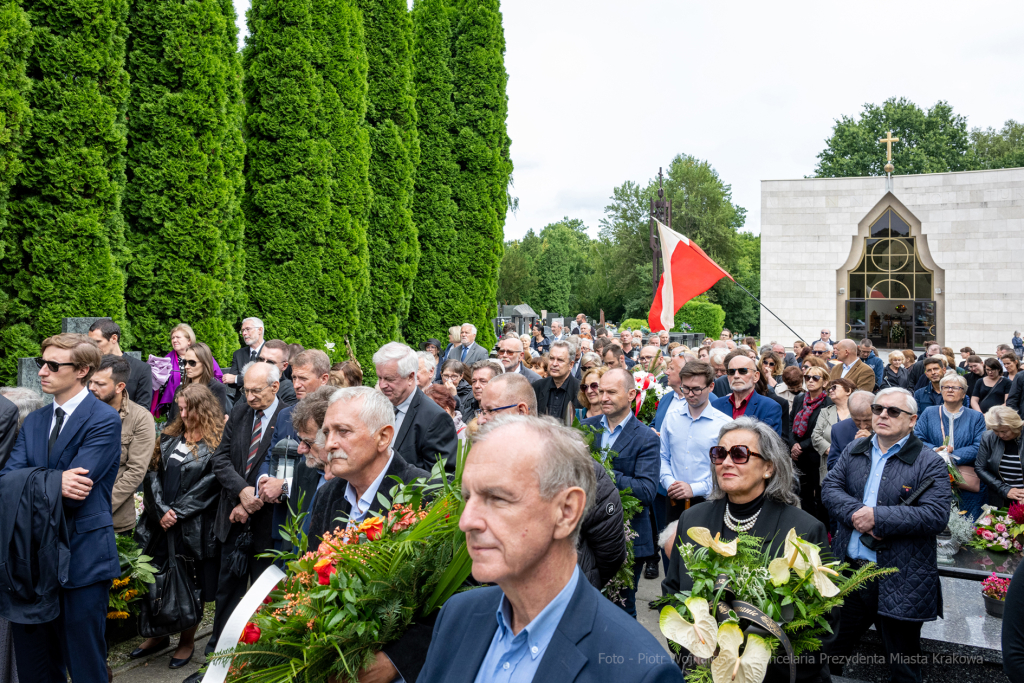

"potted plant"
[981, 573, 1010, 618]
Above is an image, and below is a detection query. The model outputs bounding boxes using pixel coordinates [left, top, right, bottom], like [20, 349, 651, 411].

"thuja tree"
[0, 0, 130, 382]
[310, 0, 371, 354]
[403, 0, 458, 346]
[242, 0, 336, 347]
[0, 0, 30, 235]
[449, 0, 512, 351]
[354, 0, 419, 380]
[123, 0, 247, 362]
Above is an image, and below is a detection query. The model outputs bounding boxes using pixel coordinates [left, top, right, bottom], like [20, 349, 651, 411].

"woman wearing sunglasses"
[789, 368, 836, 526]
[574, 364, 608, 422]
[758, 352, 783, 391]
[810, 377, 856, 462]
[153, 323, 224, 417]
[662, 417, 833, 683]
[167, 342, 230, 423]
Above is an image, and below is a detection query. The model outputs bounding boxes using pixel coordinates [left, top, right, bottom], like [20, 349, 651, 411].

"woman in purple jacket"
[152, 323, 222, 416]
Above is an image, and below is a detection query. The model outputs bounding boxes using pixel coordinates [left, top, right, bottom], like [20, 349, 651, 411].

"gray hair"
[0, 386, 45, 427]
[471, 359, 504, 378]
[709, 349, 728, 366]
[241, 360, 280, 385]
[550, 340, 572, 357]
[486, 373, 537, 414]
[473, 414, 596, 544]
[875, 387, 917, 415]
[242, 317, 264, 329]
[847, 390, 875, 415]
[328, 385, 395, 435]
[939, 373, 968, 392]
[373, 342, 418, 377]
[292, 349, 331, 376]
[417, 350, 437, 372]
[579, 352, 602, 368]
[291, 385, 339, 433]
[461, 322, 477, 335]
[707, 417, 799, 506]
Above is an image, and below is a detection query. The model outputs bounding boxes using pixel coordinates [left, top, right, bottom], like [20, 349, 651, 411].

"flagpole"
[730, 281, 807, 344]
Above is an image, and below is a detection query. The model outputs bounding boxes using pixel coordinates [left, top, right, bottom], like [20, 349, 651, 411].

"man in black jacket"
[534, 340, 582, 425]
[257, 339, 298, 406]
[207, 361, 283, 656]
[87, 319, 153, 409]
[374, 342, 458, 472]
[222, 317, 266, 401]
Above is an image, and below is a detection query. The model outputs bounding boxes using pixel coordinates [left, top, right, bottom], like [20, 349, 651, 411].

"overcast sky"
[230, 0, 1024, 241]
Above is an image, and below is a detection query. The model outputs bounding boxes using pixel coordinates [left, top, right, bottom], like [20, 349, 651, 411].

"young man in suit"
[207, 361, 282, 656]
[375, 342, 458, 473]
[0, 394, 18, 469]
[417, 415, 681, 683]
[1, 334, 122, 683]
[580, 369, 659, 618]
[711, 354, 783, 436]
[87, 318, 153, 409]
[222, 317, 266, 400]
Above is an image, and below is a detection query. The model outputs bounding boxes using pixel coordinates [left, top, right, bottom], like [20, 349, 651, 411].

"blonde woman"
[154, 323, 223, 416]
[575, 365, 609, 422]
[882, 351, 908, 389]
[976, 406, 1024, 507]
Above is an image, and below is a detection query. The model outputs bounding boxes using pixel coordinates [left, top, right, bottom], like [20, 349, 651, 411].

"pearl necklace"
[724, 502, 762, 533]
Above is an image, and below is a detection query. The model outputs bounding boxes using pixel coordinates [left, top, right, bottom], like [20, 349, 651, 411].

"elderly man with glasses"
[495, 336, 540, 383]
[711, 354, 783, 437]
[222, 317, 266, 400]
[823, 387, 951, 683]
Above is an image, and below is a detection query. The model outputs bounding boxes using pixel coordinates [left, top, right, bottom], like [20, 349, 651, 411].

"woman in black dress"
[971, 357, 1011, 414]
[168, 342, 230, 422]
[133, 384, 224, 668]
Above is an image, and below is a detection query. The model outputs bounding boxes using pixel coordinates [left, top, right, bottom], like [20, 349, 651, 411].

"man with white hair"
[416, 350, 437, 390]
[495, 336, 540, 382]
[308, 386, 432, 683]
[374, 342, 457, 473]
[222, 317, 266, 399]
[458, 323, 488, 365]
[418, 416, 681, 683]
[550, 319, 565, 342]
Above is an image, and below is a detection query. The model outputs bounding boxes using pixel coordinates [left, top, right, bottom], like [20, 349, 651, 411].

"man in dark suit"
[0, 394, 18, 469]
[535, 340, 582, 425]
[375, 342, 458, 473]
[580, 368, 659, 618]
[418, 415, 681, 683]
[1, 334, 121, 683]
[308, 385, 431, 682]
[827, 390, 875, 472]
[495, 336, 540, 382]
[457, 323, 489, 365]
[711, 354, 783, 436]
[208, 361, 282, 655]
[87, 318, 153, 409]
[222, 317, 266, 400]
[257, 339, 298, 405]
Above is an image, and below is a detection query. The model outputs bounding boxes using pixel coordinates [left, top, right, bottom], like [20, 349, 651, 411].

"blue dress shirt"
[599, 413, 632, 451]
[659, 399, 730, 496]
[474, 566, 581, 683]
[846, 433, 911, 562]
[343, 450, 396, 528]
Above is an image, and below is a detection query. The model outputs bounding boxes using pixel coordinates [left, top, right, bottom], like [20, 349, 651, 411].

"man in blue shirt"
[417, 415, 682, 683]
[857, 339, 884, 390]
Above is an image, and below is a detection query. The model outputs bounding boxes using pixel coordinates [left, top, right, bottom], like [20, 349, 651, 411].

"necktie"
[394, 406, 400, 417]
[48, 407, 66, 456]
[245, 410, 265, 475]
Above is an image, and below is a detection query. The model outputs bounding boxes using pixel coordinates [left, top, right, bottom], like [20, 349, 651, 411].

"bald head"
[603, 368, 635, 394]
[478, 373, 537, 426]
[835, 339, 858, 364]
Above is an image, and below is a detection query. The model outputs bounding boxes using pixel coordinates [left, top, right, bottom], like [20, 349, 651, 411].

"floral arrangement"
[969, 504, 1024, 553]
[631, 364, 671, 426]
[108, 534, 157, 620]
[659, 527, 895, 683]
[982, 572, 1011, 601]
[889, 323, 905, 343]
[214, 459, 473, 682]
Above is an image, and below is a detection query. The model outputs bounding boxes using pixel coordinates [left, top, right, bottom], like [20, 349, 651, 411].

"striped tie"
[245, 410, 265, 475]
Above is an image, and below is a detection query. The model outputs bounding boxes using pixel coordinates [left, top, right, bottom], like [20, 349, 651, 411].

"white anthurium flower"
[774, 528, 840, 598]
[324, 341, 336, 351]
[659, 597, 718, 659]
[711, 622, 771, 683]
[688, 526, 738, 557]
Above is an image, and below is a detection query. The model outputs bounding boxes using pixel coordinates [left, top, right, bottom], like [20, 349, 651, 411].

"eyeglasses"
[870, 404, 913, 418]
[478, 404, 517, 418]
[240, 326, 259, 334]
[726, 367, 752, 376]
[258, 357, 277, 365]
[803, 374, 823, 381]
[297, 436, 317, 450]
[581, 365, 595, 373]
[812, 350, 827, 356]
[440, 374, 461, 383]
[584, 382, 600, 392]
[679, 384, 710, 395]
[243, 386, 269, 395]
[941, 386, 965, 392]
[34, 357, 76, 373]
[496, 348, 518, 356]
[184, 359, 199, 368]
[710, 445, 764, 465]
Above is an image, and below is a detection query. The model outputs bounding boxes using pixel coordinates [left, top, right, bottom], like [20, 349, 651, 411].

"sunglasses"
[581, 365, 595, 372]
[726, 367, 752, 376]
[803, 374, 823, 381]
[763, 362, 775, 368]
[870, 404, 914, 418]
[34, 357, 76, 373]
[812, 350, 827, 356]
[584, 382, 600, 391]
[184, 359, 200, 368]
[710, 445, 764, 465]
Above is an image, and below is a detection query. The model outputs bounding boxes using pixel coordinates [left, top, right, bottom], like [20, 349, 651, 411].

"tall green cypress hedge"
[0, 0, 130, 382]
[0, 0, 30, 235]
[403, 0, 457, 347]
[449, 0, 511, 351]
[122, 0, 247, 363]
[242, 0, 335, 348]
[354, 0, 419, 379]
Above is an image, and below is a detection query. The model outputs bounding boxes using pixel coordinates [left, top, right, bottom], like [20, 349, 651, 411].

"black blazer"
[764, 389, 791, 444]
[789, 393, 831, 453]
[124, 353, 154, 410]
[0, 394, 18, 470]
[712, 374, 730, 398]
[393, 388, 458, 474]
[225, 342, 265, 397]
[533, 374, 583, 425]
[211, 398, 282, 543]
[662, 497, 834, 683]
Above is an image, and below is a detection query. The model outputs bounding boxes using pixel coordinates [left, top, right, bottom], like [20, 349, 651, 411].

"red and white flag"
[647, 218, 733, 332]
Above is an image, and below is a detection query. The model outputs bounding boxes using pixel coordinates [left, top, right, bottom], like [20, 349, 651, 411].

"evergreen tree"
[242, 0, 335, 347]
[403, 0, 457, 346]
[0, 0, 130, 382]
[0, 0, 30, 235]
[450, 0, 512, 351]
[354, 0, 419, 379]
[123, 0, 247, 362]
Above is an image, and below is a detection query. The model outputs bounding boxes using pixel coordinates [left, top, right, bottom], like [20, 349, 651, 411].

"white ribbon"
[203, 565, 287, 683]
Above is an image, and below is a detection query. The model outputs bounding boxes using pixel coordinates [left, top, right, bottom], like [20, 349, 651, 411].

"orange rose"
[358, 516, 385, 541]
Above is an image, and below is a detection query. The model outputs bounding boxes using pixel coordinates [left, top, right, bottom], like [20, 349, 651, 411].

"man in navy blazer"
[711, 354, 782, 436]
[0, 334, 121, 683]
[418, 415, 681, 683]
[580, 368, 659, 617]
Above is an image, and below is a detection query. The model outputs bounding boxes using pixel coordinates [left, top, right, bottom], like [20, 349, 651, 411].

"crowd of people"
[2, 315, 1024, 683]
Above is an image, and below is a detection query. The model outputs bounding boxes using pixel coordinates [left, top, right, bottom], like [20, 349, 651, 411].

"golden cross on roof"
[879, 130, 900, 162]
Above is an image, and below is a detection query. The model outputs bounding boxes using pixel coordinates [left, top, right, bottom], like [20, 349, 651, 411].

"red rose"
[262, 595, 273, 605]
[240, 622, 261, 644]
[314, 557, 336, 585]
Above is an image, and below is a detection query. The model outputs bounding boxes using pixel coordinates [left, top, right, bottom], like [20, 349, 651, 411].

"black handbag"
[139, 532, 203, 638]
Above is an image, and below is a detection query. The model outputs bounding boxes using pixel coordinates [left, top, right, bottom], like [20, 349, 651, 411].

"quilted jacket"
[822, 433, 952, 621]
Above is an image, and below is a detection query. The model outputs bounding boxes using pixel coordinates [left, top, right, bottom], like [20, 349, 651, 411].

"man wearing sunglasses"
[822, 387, 951, 683]
[0, 334, 122, 683]
[495, 337, 540, 383]
[711, 355, 783, 437]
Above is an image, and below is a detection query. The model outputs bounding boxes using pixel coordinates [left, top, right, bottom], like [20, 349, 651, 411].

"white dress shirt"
[49, 385, 91, 434]
[659, 399, 731, 496]
[393, 389, 416, 436]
